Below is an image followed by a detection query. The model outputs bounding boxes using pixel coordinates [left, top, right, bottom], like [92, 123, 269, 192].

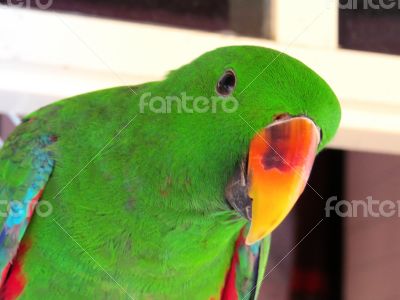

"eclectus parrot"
[0, 46, 340, 299]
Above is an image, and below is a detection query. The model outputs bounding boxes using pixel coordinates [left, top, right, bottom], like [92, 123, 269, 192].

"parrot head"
[152, 46, 341, 245]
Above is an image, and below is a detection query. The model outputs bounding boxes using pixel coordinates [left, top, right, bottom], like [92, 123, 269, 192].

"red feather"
[220, 231, 246, 300]
[1, 241, 31, 300]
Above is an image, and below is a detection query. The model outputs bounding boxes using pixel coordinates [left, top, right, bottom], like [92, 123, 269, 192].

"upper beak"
[225, 116, 320, 245]
[246, 116, 320, 244]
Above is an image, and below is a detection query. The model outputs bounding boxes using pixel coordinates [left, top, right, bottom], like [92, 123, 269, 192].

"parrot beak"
[245, 116, 320, 245]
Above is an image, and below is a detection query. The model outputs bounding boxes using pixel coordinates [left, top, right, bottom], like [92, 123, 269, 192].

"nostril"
[273, 113, 290, 121]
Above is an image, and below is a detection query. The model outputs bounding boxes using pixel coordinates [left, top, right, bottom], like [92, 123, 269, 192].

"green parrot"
[0, 46, 340, 300]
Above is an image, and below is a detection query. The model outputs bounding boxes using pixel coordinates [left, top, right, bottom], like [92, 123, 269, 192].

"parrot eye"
[216, 70, 236, 96]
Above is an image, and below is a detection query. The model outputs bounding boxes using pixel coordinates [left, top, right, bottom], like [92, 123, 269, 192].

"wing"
[0, 122, 56, 289]
[254, 235, 271, 300]
[221, 225, 271, 300]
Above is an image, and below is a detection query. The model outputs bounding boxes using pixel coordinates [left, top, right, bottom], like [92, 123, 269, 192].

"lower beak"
[245, 116, 320, 245]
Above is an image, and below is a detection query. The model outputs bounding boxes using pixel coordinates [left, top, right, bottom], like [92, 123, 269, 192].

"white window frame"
[1, 6, 400, 154]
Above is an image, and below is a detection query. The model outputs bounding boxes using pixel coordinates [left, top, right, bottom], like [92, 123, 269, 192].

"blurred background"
[0, 1, 400, 299]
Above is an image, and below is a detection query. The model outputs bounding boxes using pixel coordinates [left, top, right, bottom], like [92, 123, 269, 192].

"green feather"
[0, 46, 340, 299]
[255, 236, 271, 299]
